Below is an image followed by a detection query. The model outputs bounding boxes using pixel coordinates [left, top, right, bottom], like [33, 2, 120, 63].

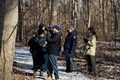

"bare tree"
[17, 0, 24, 42]
[17, 0, 120, 44]
[0, 0, 18, 80]
[110, 0, 119, 48]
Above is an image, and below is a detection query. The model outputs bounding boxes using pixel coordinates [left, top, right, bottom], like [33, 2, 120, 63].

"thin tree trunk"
[88, 0, 91, 28]
[18, 0, 23, 42]
[49, 0, 54, 26]
[102, 0, 106, 39]
[112, 0, 118, 48]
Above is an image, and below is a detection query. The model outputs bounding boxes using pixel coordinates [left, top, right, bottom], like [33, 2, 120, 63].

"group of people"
[28, 23, 97, 80]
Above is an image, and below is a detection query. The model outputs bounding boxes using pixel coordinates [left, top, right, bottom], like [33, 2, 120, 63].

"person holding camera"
[83, 27, 97, 74]
[46, 25, 61, 80]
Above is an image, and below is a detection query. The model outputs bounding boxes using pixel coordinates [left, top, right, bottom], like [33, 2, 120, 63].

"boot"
[33, 69, 37, 77]
[33, 71, 37, 77]
[46, 76, 52, 80]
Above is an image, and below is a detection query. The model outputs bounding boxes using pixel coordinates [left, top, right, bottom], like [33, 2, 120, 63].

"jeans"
[42, 53, 48, 70]
[65, 54, 74, 71]
[47, 54, 59, 78]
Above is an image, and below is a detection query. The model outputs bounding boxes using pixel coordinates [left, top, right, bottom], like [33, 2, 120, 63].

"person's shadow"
[13, 61, 33, 76]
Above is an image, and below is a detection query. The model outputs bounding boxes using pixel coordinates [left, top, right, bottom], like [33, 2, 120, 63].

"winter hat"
[38, 24, 45, 34]
[69, 24, 75, 30]
[53, 25, 61, 31]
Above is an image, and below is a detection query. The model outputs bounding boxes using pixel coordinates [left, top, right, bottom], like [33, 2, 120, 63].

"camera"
[83, 38, 88, 43]
[45, 27, 52, 31]
[45, 27, 53, 34]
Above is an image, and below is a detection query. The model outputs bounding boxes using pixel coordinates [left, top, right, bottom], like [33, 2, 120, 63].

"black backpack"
[28, 36, 36, 53]
[28, 37, 35, 47]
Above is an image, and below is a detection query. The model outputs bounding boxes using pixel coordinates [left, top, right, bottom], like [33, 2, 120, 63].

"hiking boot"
[46, 76, 52, 80]
[55, 76, 60, 80]
[33, 71, 37, 77]
[65, 69, 73, 73]
[39, 71, 43, 76]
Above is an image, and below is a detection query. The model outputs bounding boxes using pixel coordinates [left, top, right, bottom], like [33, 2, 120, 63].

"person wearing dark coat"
[38, 24, 49, 72]
[46, 25, 61, 80]
[32, 24, 48, 77]
[63, 25, 77, 73]
[32, 33, 46, 76]
[28, 33, 36, 70]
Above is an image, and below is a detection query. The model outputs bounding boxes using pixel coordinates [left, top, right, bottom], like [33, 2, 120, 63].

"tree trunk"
[49, 0, 54, 25]
[50, 0, 58, 25]
[17, 0, 23, 42]
[87, 0, 91, 28]
[111, 0, 118, 48]
[0, 0, 18, 80]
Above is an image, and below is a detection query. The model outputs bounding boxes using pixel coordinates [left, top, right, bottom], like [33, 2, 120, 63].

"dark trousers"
[86, 55, 96, 72]
[65, 54, 74, 71]
[33, 52, 45, 71]
[47, 54, 59, 78]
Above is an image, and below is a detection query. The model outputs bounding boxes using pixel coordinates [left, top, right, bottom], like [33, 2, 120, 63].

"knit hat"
[69, 24, 75, 30]
[53, 25, 61, 31]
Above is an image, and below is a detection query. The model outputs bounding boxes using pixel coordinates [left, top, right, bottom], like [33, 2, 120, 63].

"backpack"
[28, 36, 36, 53]
[28, 37, 35, 47]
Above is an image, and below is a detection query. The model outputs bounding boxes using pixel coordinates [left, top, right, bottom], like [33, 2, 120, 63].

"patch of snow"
[14, 46, 90, 80]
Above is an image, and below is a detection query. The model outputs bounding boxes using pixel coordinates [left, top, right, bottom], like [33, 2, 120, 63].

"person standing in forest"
[63, 24, 77, 73]
[28, 32, 37, 70]
[30, 24, 47, 77]
[38, 24, 48, 72]
[83, 27, 97, 74]
[46, 25, 61, 80]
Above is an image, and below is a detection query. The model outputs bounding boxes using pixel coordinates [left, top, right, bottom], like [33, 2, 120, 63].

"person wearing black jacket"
[46, 25, 61, 80]
[29, 24, 47, 77]
[63, 25, 77, 73]
[28, 33, 36, 70]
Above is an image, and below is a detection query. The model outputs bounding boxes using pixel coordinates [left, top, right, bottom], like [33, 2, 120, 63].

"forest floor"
[75, 41, 120, 80]
[12, 41, 120, 80]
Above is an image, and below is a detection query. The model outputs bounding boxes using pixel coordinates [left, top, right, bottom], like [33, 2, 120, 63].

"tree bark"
[17, 0, 23, 42]
[0, 0, 18, 80]
[49, 0, 54, 25]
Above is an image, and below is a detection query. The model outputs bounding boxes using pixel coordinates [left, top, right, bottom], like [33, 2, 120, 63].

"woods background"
[0, 0, 119, 80]
[17, 0, 120, 45]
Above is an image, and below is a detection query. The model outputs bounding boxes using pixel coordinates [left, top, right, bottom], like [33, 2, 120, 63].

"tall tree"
[0, 0, 18, 80]
[17, 0, 23, 42]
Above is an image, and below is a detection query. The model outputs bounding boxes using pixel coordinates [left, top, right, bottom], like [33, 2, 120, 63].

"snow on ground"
[14, 46, 90, 80]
